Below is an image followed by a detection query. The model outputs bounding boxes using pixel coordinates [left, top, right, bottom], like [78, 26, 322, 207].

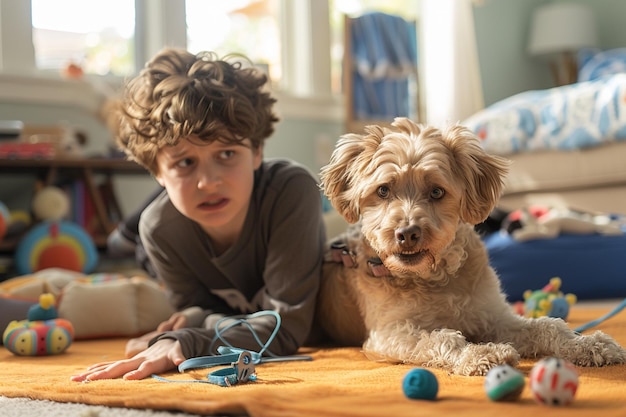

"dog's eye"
[430, 187, 445, 200]
[377, 185, 390, 199]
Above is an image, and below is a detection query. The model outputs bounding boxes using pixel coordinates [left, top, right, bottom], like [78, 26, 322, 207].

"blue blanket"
[464, 73, 626, 155]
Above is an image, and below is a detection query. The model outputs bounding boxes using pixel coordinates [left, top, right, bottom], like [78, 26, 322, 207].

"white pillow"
[58, 277, 174, 339]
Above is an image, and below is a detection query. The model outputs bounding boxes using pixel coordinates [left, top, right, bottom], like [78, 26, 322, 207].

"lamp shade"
[528, 2, 597, 56]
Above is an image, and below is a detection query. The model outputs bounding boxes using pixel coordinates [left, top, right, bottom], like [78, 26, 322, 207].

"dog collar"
[178, 349, 257, 387]
[330, 241, 391, 277]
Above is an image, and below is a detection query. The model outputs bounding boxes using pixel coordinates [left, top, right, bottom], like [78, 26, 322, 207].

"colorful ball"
[529, 357, 579, 406]
[402, 368, 438, 401]
[484, 364, 525, 401]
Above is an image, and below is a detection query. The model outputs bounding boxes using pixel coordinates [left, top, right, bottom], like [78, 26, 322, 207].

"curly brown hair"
[114, 48, 279, 174]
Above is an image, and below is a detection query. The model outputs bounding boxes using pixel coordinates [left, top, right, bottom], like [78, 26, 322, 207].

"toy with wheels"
[14, 220, 99, 275]
[3, 293, 74, 356]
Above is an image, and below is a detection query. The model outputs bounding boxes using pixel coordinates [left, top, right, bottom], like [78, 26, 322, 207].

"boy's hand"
[157, 312, 188, 331]
[122, 312, 189, 358]
[71, 339, 185, 381]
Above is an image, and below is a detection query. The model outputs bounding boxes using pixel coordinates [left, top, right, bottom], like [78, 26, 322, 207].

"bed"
[463, 48, 626, 302]
[464, 48, 626, 214]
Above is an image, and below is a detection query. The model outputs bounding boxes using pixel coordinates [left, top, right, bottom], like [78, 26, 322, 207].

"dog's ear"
[320, 125, 387, 223]
[319, 133, 364, 223]
[443, 125, 510, 225]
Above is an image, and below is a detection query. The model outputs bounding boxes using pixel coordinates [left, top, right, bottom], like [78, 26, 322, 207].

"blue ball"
[402, 368, 438, 401]
[548, 298, 571, 320]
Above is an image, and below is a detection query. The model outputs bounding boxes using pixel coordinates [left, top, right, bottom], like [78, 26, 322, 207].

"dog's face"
[320, 118, 509, 278]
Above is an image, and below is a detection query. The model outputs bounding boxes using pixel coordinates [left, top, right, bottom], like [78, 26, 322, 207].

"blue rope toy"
[152, 310, 312, 387]
[574, 298, 626, 333]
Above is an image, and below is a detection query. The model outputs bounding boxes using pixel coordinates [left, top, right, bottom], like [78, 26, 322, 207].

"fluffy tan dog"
[318, 117, 625, 376]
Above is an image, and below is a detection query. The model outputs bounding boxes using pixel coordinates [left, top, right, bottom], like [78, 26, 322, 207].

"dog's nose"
[395, 225, 420, 245]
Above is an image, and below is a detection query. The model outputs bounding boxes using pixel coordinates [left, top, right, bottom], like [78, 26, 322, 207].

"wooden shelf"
[0, 156, 145, 171]
[0, 156, 147, 251]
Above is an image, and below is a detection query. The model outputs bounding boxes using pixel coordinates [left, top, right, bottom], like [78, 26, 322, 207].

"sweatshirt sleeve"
[150, 312, 295, 358]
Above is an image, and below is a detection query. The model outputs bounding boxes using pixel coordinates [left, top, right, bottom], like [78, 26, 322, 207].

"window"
[329, 0, 420, 94]
[185, 0, 281, 86]
[31, 0, 135, 76]
[28, 0, 300, 93]
[16, 0, 418, 92]
[0, 0, 418, 120]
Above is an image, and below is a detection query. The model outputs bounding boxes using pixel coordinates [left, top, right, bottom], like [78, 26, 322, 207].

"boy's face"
[155, 136, 263, 245]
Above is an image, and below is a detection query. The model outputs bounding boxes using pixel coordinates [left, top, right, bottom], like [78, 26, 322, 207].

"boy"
[71, 48, 326, 381]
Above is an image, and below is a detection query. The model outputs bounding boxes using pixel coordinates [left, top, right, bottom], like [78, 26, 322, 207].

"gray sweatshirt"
[140, 159, 326, 358]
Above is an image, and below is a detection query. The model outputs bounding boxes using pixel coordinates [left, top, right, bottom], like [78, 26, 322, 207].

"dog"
[317, 117, 626, 376]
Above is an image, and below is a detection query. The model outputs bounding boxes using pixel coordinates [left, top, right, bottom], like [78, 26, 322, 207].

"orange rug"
[1, 306, 625, 417]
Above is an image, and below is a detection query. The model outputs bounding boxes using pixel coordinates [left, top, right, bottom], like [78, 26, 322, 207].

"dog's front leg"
[502, 315, 626, 366]
[363, 323, 520, 376]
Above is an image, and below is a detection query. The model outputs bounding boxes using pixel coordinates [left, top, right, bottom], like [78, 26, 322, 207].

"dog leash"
[151, 310, 312, 387]
[574, 298, 626, 333]
[152, 347, 257, 387]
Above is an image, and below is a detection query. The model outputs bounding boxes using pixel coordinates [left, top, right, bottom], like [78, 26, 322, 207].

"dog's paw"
[454, 343, 521, 376]
[563, 331, 626, 367]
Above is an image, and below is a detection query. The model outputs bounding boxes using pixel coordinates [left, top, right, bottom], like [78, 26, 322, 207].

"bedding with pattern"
[464, 48, 626, 156]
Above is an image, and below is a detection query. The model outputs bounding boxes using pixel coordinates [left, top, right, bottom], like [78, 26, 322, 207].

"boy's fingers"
[86, 361, 115, 370]
[124, 357, 172, 380]
[170, 344, 186, 365]
[172, 316, 187, 330]
[70, 363, 113, 381]
[80, 359, 146, 381]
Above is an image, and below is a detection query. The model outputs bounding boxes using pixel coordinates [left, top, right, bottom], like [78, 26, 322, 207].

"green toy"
[522, 277, 577, 320]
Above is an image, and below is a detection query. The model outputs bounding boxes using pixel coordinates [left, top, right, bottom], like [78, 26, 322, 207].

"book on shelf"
[60, 179, 117, 239]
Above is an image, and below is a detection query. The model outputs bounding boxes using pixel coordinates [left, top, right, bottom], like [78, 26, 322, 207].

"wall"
[267, 117, 343, 176]
[473, 0, 626, 107]
[473, 0, 549, 106]
[587, 0, 626, 49]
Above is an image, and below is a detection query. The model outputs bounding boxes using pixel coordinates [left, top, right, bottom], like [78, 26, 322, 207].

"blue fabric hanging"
[349, 12, 418, 121]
